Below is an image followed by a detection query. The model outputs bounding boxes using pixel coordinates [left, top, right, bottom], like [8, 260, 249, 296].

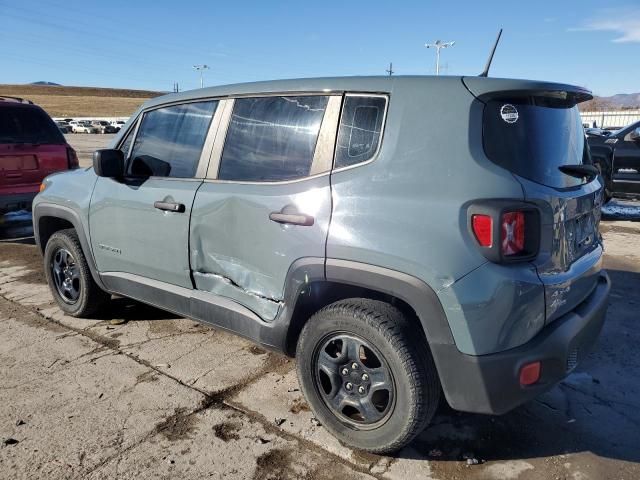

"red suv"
[1, 96, 78, 214]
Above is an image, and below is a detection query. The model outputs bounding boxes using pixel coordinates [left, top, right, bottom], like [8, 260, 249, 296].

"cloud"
[575, 7, 640, 43]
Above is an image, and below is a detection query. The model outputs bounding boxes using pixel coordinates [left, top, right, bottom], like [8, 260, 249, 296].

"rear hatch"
[0, 104, 69, 193]
[464, 77, 603, 324]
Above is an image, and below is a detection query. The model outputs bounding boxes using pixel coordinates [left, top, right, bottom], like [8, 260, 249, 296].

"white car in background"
[71, 121, 99, 134]
[110, 120, 126, 132]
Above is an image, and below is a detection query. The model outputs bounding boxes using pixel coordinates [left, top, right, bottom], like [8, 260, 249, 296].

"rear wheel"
[44, 229, 110, 317]
[296, 299, 440, 453]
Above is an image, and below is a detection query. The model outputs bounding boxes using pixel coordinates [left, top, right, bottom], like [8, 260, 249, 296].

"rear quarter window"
[334, 95, 387, 169]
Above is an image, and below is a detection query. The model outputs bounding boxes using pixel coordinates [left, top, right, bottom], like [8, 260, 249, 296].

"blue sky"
[1, 0, 639, 96]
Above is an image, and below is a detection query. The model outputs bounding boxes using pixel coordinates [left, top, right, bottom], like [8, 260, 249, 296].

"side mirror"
[93, 149, 124, 177]
[630, 127, 640, 142]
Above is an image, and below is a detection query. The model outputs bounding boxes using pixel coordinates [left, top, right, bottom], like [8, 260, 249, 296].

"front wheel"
[296, 299, 440, 453]
[44, 228, 111, 317]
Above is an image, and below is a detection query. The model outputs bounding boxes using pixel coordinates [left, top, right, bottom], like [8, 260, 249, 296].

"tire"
[44, 228, 111, 317]
[296, 298, 440, 453]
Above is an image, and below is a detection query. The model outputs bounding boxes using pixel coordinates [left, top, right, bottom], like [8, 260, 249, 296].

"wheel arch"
[280, 258, 455, 356]
[33, 203, 107, 290]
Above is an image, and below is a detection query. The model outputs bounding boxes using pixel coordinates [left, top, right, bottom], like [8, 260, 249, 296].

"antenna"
[479, 29, 502, 77]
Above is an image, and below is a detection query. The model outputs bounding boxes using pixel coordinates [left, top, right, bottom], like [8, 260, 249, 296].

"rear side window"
[0, 105, 65, 145]
[483, 98, 588, 189]
[128, 100, 217, 178]
[218, 95, 329, 182]
[335, 95, 387, 168]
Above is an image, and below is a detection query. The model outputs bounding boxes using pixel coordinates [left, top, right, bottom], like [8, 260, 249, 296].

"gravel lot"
[1, 169, 639, 478]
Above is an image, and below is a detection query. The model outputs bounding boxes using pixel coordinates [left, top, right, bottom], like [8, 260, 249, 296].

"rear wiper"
[558, 165, 599, 181]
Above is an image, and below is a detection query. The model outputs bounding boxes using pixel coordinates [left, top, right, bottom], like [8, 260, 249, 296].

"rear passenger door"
[89, 100, 220, 289]
[190, 95, 341, 320]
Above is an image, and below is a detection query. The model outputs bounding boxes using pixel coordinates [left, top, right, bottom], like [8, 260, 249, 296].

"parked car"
[72, 122, 99, 134]
[91, 120, 118, 134]
[585, 127, 612, 138]
[33, 76, 610, 453]
[0, 96, 79, 214]
[55, 121, 72, 134]
[110, 120, 126, 132]
[589, 120, 640, 201]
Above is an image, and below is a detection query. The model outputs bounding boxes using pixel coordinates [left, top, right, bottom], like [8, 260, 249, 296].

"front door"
[190, 95, 340, 320]
[89, 99, 219, 288]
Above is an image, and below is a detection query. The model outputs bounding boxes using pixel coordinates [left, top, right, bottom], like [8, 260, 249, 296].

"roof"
[140, 75, 592, 110]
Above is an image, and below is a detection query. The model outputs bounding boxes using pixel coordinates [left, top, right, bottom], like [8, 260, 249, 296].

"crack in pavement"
[0, 290, 385, 480]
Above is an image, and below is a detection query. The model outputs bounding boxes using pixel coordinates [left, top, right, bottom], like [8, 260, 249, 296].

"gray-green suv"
[33, 76, 610, 453]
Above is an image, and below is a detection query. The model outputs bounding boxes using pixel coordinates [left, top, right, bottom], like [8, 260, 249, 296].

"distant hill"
[602, 93, 640, 109]
[0, 84, 163, 117]
[581, 92, 640, 111]
[30, 81, 62, 86]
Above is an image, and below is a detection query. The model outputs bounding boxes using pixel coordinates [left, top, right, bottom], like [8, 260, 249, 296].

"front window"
[128, 100, 218, 178]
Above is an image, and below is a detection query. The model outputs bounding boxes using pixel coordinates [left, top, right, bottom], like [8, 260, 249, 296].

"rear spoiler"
[462, 77, 592, 106]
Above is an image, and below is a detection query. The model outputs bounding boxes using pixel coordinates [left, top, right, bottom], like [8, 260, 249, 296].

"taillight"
[501, 211, 525, 256]
[471, 215, 493, 247]
[67, 146, 79, 169]
[468, 201, 540, 263]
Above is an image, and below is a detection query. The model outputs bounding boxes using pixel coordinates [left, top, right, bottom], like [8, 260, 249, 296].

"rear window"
[483, 98, 588, 189]
[0, 105, 65, 145]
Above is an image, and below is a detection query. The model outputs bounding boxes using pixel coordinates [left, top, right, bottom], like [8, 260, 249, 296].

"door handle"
[154, 201, 185, 213]
[269, 212, 314, 226]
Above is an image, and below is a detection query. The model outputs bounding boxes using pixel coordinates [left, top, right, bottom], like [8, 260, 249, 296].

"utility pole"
[424, 40, 455, 75]
[193, 65, 210, 88]
[386, 62, 394, 76]
[173, 82, 180, 93]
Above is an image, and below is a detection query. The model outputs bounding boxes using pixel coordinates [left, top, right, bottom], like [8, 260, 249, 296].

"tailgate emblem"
[500, 104, 519, 124]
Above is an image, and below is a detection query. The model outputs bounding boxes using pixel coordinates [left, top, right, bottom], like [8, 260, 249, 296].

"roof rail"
[0, 96, 34, 104]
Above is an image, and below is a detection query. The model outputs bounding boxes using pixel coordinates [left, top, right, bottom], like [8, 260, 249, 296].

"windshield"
[483, 97, 588, 189]
[0, 105, 65, 144]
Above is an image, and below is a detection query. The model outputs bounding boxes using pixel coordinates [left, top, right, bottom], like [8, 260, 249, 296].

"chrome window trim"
[310, 95, 342, 176]
[331, 93, 390, 174]
[203, 170, 330, 186]
[206, 99, 235, 179]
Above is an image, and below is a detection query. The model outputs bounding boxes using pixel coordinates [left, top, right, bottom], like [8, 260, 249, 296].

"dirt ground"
[0, 84, 159, 118]
[0, 201, 639, 479]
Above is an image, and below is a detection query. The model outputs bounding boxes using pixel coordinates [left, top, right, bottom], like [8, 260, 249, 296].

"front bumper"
[432, 270, 610, 415]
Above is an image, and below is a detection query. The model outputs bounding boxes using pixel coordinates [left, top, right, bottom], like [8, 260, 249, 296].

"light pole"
[193, 64, 210, 88]
[424, 40, 455, 75]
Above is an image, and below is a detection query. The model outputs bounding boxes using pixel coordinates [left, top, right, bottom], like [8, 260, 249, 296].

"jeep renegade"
[33, 76, 610, 453]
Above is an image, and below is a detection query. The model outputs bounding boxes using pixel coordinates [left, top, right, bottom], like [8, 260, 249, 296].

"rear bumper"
[432, 270, 610, 415]
[0, 191, 37, 214]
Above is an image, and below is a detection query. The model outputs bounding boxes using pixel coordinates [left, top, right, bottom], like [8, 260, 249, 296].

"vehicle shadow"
[93, 296, 180, 322]
[397, 267, 640, 466]
[0, 210, 35, 243]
